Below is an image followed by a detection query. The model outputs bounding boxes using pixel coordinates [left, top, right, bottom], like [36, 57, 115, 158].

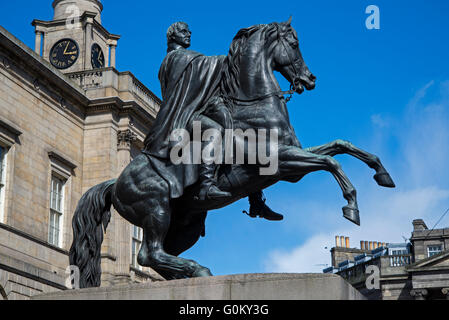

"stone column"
[113, 129, 137, 285]
[110, 44, 117, 68]
[34, 31, 43, 56]
[442, 288, 449, 300]
[410, 289, 428, 300]
[105, 45, 110, 68]
[85, 21, 93, 69]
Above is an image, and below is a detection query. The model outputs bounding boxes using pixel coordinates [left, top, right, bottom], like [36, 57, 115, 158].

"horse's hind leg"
[137, 197, 212, 280]
[155, 211, 207, 280]
[164, 211, 207, 257]
[305, 139, 395, 188]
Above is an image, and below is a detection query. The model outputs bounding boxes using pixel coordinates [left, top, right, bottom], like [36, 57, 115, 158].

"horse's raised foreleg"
[304, 140, 395, 188]
[278, 146, 360, 225]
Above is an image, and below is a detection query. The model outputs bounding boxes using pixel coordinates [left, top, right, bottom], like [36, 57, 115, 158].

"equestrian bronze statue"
[69, 18, 395, 288]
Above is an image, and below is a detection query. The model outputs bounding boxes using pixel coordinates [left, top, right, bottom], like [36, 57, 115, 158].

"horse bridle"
[223, 23, 303, 104]
[275, 23, 303, 102]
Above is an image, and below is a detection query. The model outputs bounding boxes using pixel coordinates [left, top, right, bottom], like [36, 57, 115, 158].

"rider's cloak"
[142, 48, 227, 199]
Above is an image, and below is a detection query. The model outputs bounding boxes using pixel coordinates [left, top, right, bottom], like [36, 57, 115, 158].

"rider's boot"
[199, 164, 232, 200]
[244, 190, 284, 221]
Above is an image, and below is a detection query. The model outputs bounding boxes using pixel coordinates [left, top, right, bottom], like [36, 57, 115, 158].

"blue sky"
[1, 1, 449, 274]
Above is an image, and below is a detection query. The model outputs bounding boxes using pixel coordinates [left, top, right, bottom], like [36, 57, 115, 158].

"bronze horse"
[69, 19, 395, 287]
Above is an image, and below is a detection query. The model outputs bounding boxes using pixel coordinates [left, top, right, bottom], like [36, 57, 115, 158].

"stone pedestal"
[31, 273, 365, 300]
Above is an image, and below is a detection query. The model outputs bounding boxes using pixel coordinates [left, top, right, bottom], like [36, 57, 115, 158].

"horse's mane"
[221, 23, 279, 97]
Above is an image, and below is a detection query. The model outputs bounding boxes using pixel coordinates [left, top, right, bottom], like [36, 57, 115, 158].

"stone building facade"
[0, 0, 163, 300]
[324, 219, 449, 300]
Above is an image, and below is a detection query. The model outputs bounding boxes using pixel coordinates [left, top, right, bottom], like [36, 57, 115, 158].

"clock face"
[91, 43, 105, 69]
[50, 39, 79, 69]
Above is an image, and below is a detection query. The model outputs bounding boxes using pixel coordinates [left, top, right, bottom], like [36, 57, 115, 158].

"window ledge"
[0, 222, 69, 255]
[48, 150, 78, 170]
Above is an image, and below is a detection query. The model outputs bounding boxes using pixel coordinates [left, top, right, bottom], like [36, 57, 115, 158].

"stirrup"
[205, 184, 231, 200]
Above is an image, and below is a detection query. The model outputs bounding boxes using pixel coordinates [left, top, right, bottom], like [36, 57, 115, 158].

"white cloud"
[265, 187, 449, 273]
[265, 234, 331, 273]
[371, 114, 390, 128]
[264, 80, 449, 273]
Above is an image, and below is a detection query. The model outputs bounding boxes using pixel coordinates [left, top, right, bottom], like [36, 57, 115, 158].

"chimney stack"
[412, 219, 428, 231]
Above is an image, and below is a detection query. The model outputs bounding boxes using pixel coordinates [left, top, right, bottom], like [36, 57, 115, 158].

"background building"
[0, 0, 163, 300]
[324, 219, 449, 300]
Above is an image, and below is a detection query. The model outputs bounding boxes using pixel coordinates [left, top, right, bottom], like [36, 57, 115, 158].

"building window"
[131, 225, 143, 269]
[48, 175, 65, 247]
[391, 249, 408, 255]
[427, 245, 442, 257]
[0, 146, 7, 223]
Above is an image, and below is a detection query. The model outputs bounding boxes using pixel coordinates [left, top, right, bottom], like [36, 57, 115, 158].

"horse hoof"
[192, 267, 213, 278]
[343, 206, 360, 226]
[374, 172, 396, 188]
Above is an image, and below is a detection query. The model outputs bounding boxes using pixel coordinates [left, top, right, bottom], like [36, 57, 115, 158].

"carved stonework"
[33, 78, 40, 91]
[0, 56, 10, 69]
[117, 129, 137, 149]
[59, 97, 66, 109]
[68, 71, 103, 89]
[442, 288, 449, 300]
[410, 289, 428, 300]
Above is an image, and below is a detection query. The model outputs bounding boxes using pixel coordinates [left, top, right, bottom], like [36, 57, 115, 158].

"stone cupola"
[53, 0, 103, 24]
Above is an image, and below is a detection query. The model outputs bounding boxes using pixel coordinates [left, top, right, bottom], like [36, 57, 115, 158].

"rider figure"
[167, 22, 231, 201]
[145, 21, 283, 221]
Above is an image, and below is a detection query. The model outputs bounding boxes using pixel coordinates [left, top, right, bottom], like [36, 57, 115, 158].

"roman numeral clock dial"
[50, 39, 79, 69]
[91, 43, 105, 69]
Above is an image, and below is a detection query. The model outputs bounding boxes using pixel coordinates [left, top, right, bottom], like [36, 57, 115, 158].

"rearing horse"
[69, 19, 395, 287]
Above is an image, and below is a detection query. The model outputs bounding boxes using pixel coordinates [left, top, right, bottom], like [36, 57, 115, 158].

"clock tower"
[32, 0, 120, 73]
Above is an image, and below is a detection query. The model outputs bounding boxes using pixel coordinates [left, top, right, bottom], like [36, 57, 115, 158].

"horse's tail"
[69, 179, 116, 288]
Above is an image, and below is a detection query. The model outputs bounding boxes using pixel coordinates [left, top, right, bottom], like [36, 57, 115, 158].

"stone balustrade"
[67, 67, 160, 116]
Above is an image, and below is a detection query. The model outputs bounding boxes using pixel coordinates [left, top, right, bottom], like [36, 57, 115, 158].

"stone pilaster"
[84, 19, 93, 70]
[105, 45, 110, 68]
[111, 129, 137, 285]
[110, 44, 117, 68]
[34, 31, 43, 56]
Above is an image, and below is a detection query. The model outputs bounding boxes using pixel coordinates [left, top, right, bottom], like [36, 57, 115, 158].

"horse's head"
[272, 17, 316, 94]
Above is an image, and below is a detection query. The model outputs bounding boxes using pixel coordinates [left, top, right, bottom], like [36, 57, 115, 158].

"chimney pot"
[369, 241, 373, 250]
[360, 241, 365, 250]
[345, 237, 350, 248]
